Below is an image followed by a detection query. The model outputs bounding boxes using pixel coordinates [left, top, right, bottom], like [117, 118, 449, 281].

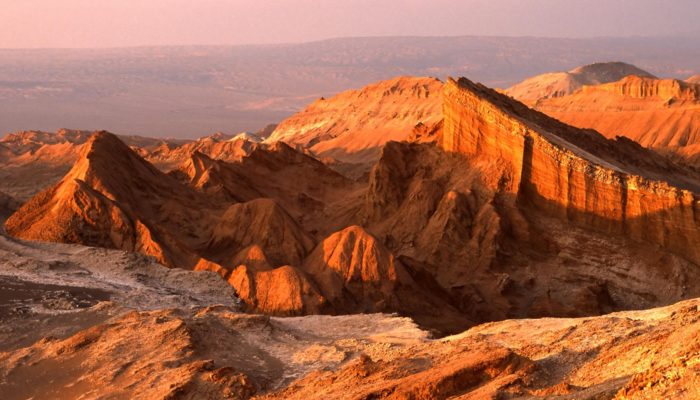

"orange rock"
[266, 76, 443, 163]
[521, 75, 700, 164]
[442, 77, 700, 265]
[228, 264, 325, 315]
[505, 61, 655, 106]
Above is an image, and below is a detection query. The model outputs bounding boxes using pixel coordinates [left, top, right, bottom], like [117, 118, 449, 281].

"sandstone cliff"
[443, 77, 700, 265]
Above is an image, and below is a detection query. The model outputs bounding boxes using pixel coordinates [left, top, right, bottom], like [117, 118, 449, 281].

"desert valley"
[2, 2, 700, 398]
[0, 59, 699, 398]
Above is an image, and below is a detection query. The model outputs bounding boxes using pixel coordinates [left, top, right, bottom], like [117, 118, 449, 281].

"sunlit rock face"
[266, 76, 444, 163]
[529, 76, 700, 164]
[442, 77, 700, 265]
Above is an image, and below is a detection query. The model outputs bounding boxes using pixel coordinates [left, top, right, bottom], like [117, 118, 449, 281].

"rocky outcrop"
[443, 77, 700, 265]
[0, 129, 187, 201]
[263, 298, 700, 400]
[505, 61, 655, 106]
[3, 230, 700, 399]
[302, 225, 410, 311]
[688, 74, 700, 84]
[228, 264, 325, 315]
[145, 133, 259, 170]
[4, 131, 213, 268]
[207, 199, 315, 267]
[171, 143, 358, 234]
[266, 76, 443, 163]
[580, 75, 700, 100]
[527, 76, 700, 164]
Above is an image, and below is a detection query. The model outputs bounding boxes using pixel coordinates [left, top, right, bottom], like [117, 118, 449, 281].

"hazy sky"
[1, 0, 699, 48]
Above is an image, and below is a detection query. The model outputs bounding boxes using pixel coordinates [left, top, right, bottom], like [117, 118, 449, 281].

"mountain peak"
[265, 76, 443, 164]
[505, 61, 655, 105]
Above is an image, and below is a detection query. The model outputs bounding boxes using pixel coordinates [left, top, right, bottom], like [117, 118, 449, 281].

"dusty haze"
[1, 0, 699, 48]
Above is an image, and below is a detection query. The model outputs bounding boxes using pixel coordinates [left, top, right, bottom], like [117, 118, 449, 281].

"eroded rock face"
[3, 132, 217, 268]
[527, 76, 700, 164]
[443, 77, 700, 266]
[266, 76, 443, 163]
[504, 61, 656, 106]
[0, 129, 187, 201]
[228, 265, 326, 315]
[208, 199, 315, 267]
[3, 296, 700, 399]
[5, 76, 700, 335]
[357, 77, 700, 324]
[262, 299, 700, 400]
[171, 143, 358, 232]
[303, 226, 408, 310]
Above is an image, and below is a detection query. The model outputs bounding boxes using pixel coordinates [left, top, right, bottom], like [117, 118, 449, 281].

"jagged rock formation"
[265, 76, 443, 164]
[300, 225, 466, 331]
[3, 131, 464, 331]
[4, 131, 214, 268]
[144, 132, 260, 170]
[0, 129, 186, 201]
[227, 264, 326, 315]
[357, 76, 700, 324]
[6, 75, 700, 333]
[520, 75, 700, 164]
[505, 61, 656, 106]
[170, 144, 360, 232]
[444, 76, 700, 264]
[208, 199, 315, 267]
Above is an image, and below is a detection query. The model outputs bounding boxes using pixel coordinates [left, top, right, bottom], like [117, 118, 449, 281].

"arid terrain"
[2, 55, 700, 398]
[1, 233, 698, 399]
[2, 35, 699, 138]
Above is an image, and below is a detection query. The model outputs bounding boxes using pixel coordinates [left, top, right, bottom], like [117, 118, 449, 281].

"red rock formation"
[0, 129, 187, 201]
[145, 133, 260, 170]
[505, 61, 655, 106]
[443, 77, 700, 265]
[266, 76, 443, 163]
[171, 143, 359, 234]
[4, 131, 212, 267]
[228, 264, 325, 315]
[207, 198, 315, 267]
[302, 226, 409, 310]
[521, 76, 700, 164]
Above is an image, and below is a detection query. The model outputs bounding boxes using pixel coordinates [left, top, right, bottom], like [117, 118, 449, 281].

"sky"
[1, 0, 699, 48]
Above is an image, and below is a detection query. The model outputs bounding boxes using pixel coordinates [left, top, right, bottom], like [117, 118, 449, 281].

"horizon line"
[0, 32, 696, 51]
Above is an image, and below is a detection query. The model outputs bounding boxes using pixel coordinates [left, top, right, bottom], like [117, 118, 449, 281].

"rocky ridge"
[266, 76, 443, 164]
[516, 74, 700, 164]
[504, 61, 656, 106]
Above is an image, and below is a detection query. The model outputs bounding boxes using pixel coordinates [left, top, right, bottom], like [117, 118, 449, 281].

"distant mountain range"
[1, 35, 699, 137]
